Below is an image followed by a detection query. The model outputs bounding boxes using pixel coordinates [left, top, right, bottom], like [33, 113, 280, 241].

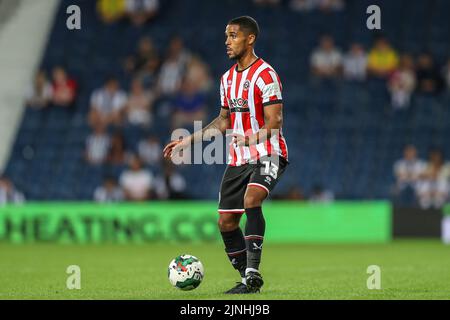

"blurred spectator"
[125, 78, 154, 128]
[139, 56, 160, 89]
[25, 70, 53, 109]
[309, 184, 334, 203]
[185, 55, 213, 93]
[290, 0, 316, 11]
[416, 149, 450, 209]
[119, 155, 154, 201]
[124, 36, 159, 75]
[443, 58, 450, 91]
[107, 132, 131, 165]
[0, 176, 25, 205]
[253, 0, 281, 6]
[290, 0, 344, 12]
[88, 77, 127, 128]
[367, 37, 399, 78]
[342, 43, 368, 81]
[416, 53, 444, 95]
[138, 135, 162, 167]
[97, 0, 126, 24]
[157, 36, 190, 97]
[154, 161, 187, 199]
[84, 123, 111, 165]
[94, 177, 124, 202]
[171, 78, 207, 129]
[125, 0, 159, 26]
[51, 66, 77, 108]
[388, 54, 416, 109]
[310, 35, 342, 79]
[319, 0, 345, 12]
[284, 186, 305, 200]
[393, 145, 426, 198]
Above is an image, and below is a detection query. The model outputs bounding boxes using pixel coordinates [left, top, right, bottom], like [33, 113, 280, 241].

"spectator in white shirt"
[124, 78, 154, 128]
[119, 155, 154, 201]
[342, 43, 367, 82]
[26, 70, 53, 109]
[125, 0, 159, 26]
[388, 54, 416, 109]
[416, 149, 450, 209]
[88, 77, 127, 128]
[310, 35, 342, 79]
[0, 176, 25, 205]
[393, 145, 426, 193]
[84, 123, 111, 165]
[157, 36, 190, 97]
[94, 177, 124, 203]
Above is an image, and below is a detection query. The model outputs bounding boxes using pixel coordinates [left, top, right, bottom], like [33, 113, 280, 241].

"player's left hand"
[228, 133, 249, 147]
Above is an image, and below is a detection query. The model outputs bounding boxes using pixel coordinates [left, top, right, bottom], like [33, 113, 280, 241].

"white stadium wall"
[0, 0, 59, 171]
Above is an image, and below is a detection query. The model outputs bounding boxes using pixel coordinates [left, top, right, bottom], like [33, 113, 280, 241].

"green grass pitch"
[0, 240, 449, 299]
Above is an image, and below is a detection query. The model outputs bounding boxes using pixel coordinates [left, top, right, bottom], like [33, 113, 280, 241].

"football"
[168, 254, 204, 290]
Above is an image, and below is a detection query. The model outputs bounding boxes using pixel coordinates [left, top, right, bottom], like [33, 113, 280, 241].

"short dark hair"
[228, 16, 260, 40]
[105, 76, 118, 84]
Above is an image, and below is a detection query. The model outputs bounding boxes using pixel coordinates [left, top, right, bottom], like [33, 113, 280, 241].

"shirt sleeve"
[393, 160, 403, 177]
[310, 50, 321, 68]
[257, 69, 283, 107]
[219, 78, 228, 109]
[113, 91, 128, 111]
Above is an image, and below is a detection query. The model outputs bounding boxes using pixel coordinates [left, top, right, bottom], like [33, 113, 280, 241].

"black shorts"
[218, 156, 288, 214]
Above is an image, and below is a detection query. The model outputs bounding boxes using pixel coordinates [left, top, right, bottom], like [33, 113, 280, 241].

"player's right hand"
[163, 137, 191, 159]
[163, 140, 181, 159]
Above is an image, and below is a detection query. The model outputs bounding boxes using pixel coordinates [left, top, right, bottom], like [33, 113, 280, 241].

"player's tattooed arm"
[163, 108, 230, 159]
[192, 107, 231, 143]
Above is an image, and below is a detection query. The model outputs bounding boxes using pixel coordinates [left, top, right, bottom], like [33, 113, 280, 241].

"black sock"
[220, 228, 247, 278]
[244, 207, 265, 272]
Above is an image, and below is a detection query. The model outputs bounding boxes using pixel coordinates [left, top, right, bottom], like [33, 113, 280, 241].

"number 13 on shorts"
[262, 161, 279, 179]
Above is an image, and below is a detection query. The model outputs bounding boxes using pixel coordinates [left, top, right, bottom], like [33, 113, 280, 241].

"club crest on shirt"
[243, 80, 250, 90]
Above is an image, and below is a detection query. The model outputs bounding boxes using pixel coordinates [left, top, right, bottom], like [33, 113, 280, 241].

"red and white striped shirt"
[220, 58, 288, 166]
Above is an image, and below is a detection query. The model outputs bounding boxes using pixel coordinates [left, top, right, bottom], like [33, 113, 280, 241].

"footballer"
[163, 16, 288, 294]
